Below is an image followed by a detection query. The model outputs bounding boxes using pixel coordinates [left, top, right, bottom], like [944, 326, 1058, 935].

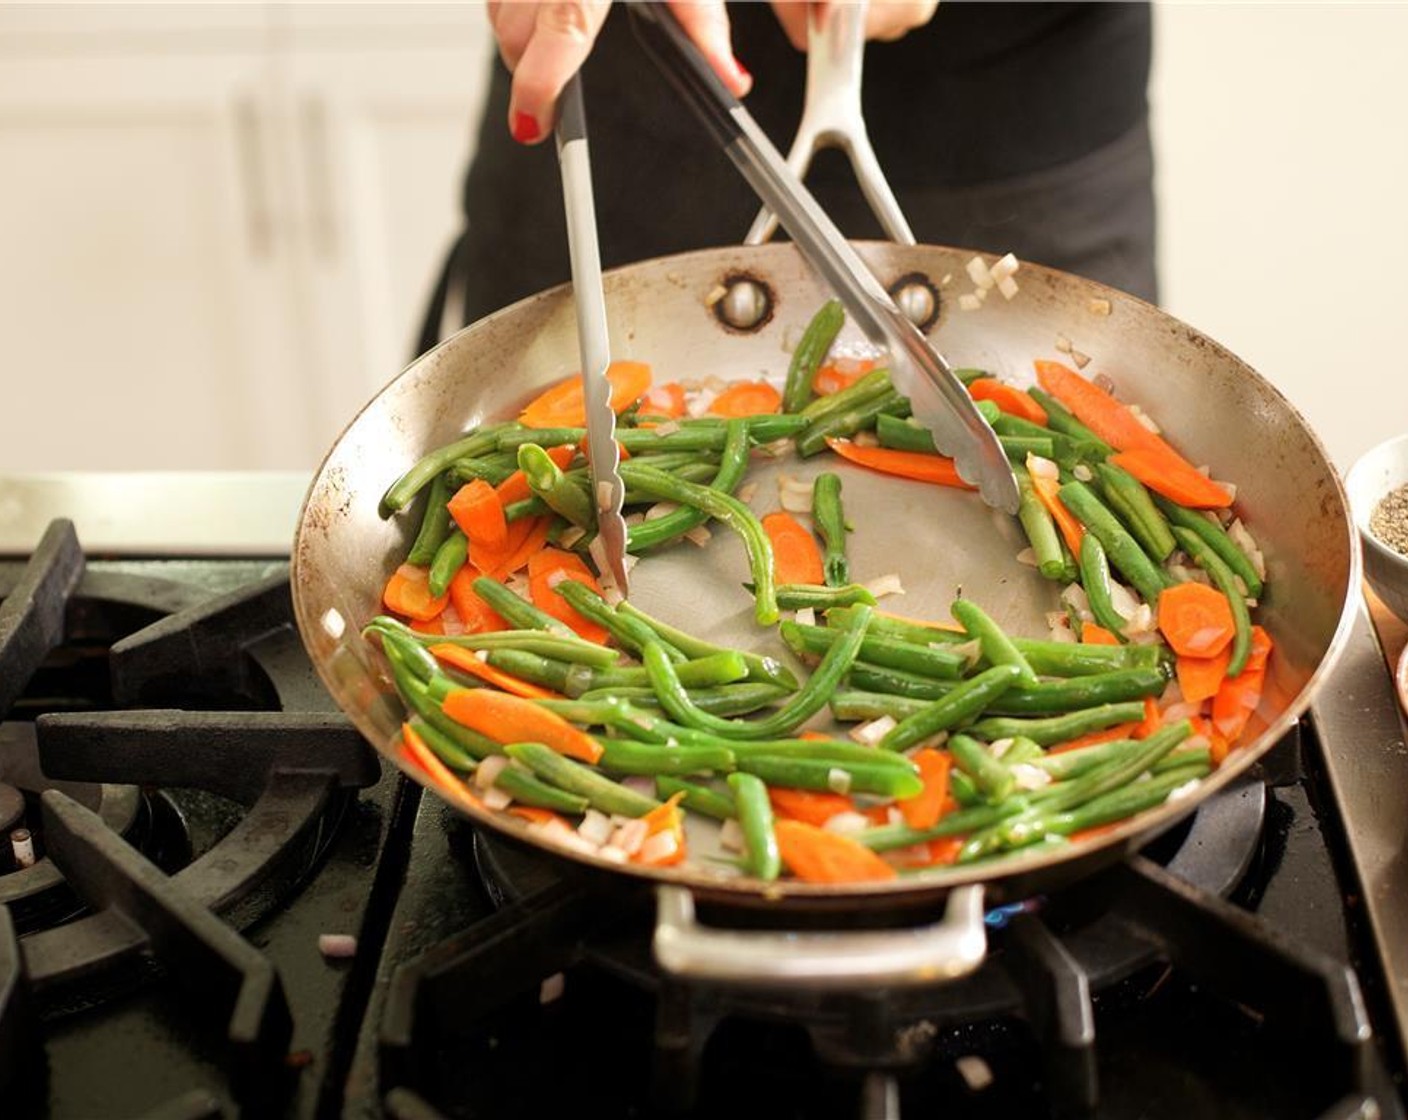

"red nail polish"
[511, 110, 540, 144]
[735, 59, 752, 84]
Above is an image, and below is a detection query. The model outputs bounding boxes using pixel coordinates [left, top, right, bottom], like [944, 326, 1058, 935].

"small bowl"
[1345, 433, 1408, 623]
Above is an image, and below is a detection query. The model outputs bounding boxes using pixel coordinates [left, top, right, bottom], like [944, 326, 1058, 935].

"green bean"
[1011, 638, 1167, 677]
[796, 388, 908, 457]
[1025, 388, 1113, 454]
[1094, 462, 1176, 563]
[1001, 435, 1057, 463]
[367, 615, 618, 668]
[949, 733, 1016, 802]
[780, 620, 966, 680]
[855, 799, 1032, 852]
[1171, 526, 1254, 677]
[831, 687, 929, 722]
[656, 776, 736, 820]
[626, 461, 718, 498]
[642, 605, 873, 740]
[595, 651, 749, 690]
[949, 769, 983, 807]
[381, 424, 510, 515]
[616, 600, 799, 691]
[619, 461, 778, 624]
[879, 664, 1023, 752]
[974, 399, 1003, 425]
[783, 299, 845, 412]
[620, 450, 719, 474]
[1078, 534, 1131, 640]
[375, 625, 442, 684]
[951, 599, 1038, 688]
[518, 443, 596, 528]
[535, 697, 703, 744]
[953, 368, 989, 385]
[414, 721, 589, 813]
[554, 580, 684, 660]
[875, 413, 939, 454]
[628, 419, 751, 553]
[798, 368, 893, 424]
[396, 676, 501, 761]
[1034, 763, 1212, 839]
[991, 414, 1103, 472]
[503, 742, 660, 817]
[812, 472, 849, 586]
[485, 649, 748, 698]
[426, 529, 468, 598]
[504, 495, 550, 522]
[1058, 480, 1171, 605]
[735, 755, 922, 799]
[597, 738, 735, 776]
[448, 450, 520, 486]
[405, 716, 479, 772]
[470, 576, 577, 638]
[772, 583, 876, 610]
[826, 605, 968, 646]
[406, 472, 454, 566]
[579, 683, 790, 718]
[727, 772, 782, 880]
[1156, 497, 1263, 599]
[1000, 736, 1047, 766]
[723, 737, 918, 768]
[969, 700, 1149, 747]
[1013, 466, 1067, 581]
[846, 663, 1168, 716]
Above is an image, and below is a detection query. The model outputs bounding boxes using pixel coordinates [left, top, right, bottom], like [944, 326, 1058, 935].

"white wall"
[1151, 1, 1408, 471]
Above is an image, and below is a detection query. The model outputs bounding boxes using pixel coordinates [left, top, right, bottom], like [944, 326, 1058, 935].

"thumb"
[507, 1, 612, 145]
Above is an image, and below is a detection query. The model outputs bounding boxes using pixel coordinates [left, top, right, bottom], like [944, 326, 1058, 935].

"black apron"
[422, 1, 1154, 352]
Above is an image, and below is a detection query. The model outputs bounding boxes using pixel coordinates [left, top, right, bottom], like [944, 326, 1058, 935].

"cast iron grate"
[0, 520, 381, 1116]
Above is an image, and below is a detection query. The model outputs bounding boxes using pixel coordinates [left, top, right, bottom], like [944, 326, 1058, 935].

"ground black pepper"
[1370, 483, 1408, 557]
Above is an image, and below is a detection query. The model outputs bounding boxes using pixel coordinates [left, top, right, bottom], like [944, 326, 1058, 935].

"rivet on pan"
[715, 275, 774, 332]
[890, 273, 940, 331]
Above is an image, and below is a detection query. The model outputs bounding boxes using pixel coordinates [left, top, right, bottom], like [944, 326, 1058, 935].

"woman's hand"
[489, 1, 753, 145]
[768, 1, 939, 51]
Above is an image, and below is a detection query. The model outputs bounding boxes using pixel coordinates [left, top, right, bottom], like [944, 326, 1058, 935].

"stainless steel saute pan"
[289, 236, 1358, 985]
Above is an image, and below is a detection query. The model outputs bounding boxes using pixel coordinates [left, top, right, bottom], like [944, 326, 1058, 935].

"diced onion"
[558, 525, 586, 549]
[1046, 612, 1076, 642]
[655, 419, 682, 437]
[719, 818, 745, 852]
[1016, 547, 1039, 568]
[482, 785, 513, 811]
[645, 500, 681, 521]
[1214, 480, 1238, 503]
[778, 474, 814, 512]
[823, 811, 872, 836]
[578, 809, 614, 846]
[610, 818, 649, 856]
[684, 526, 712, 547]
[318, 933, 358, 959]
[959, 293, 982, 312]
[1073, 463, 1094, 482]
[1088, 297, 1112, 317]
[475, 755, 510, 790]
[539, 973, 566, 1004]
[1011, 763, 1053, 791]
[989, 737, 1015, 759]
[849, 716, 896, 746]
[1071, 350, 1091, 369]
[1055, 334, 1073, 354]
[1027, 454, 1060, 482]
[966, 255, 994, 289]
[795, 607, 817, 627]
[737, 482, 759, 504]
[1094, 372, 1117, 395]
[638, 830, 680, 865]
[956, 1056, 994, 1092]
[622, 512, 645, 528]
[1060, 583, 1092, 620]
[685, 390, 717, 418]
[1166, 779, 1203, 803]
[854, 431, 880, 448]
[1162, 700, 1203, 723]
[997, 276, 1020, 301]
[1129, 404, 1161, 434]
[1108, 581, 1141, 622]
[827, 767, 853, 794]
[990, 252, 1021, 281]
[597, 845, 629, 864]
[949, 639, 984, 670]
[1124, 603, 1156, 635]
[865, 573, 905, 598]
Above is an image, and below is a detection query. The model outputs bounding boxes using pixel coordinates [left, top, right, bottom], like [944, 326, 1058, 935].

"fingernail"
[733, 59, 753, 94]
[511, 110, 541, 144]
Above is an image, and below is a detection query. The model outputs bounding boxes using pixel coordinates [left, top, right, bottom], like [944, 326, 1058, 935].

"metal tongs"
[629, 2, 1019, 515]
[555, 74, 631, 597]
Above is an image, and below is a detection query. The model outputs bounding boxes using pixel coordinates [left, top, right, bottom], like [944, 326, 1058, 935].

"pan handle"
[652, 883, 987, 989]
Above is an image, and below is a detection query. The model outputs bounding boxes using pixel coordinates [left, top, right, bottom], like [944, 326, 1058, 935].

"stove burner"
[0, 520, 383, 1115]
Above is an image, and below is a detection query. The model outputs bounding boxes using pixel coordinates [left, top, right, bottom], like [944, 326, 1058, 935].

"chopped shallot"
[1011, 763, 1053, 791]
[1046, 611, 1076, 642]
[1108, 581, 1141, 622]
[1093, 372, 1117, 395]
[597, 845, 629, 864]
[645, 501, 681, 521]
[685, 390, 717, 418]
[849, 715, 896, 746]
[1071, 350, 1091, 369]
[966, 255, 994, 289]
[737, 481, 759, 504]
[827, 767, 853, 795]
[654, 419, 682, 437]
[558, 525, 586, 549]
[949, 639, 983, 670]
[959, 294, 982, 312]
[989, 737, 1015, 759]
[1229, 519, 1267, 581]
[638, 830, 680, 865]
[1060, 583, 1093, 621]
[823, 811, 872, 836]
[1026, 454, 1060, 482]
[990, 252, 1020, 282]
[621, 776, 656, 799]
[1055, 334, 1073, 354]
[474, 754, 510, 790]
[610, 818, 649, 856]
[684, 526, 712, 547]
[578, 809, 614, 847]
[719, 818, 745, 852]
[997, 276, 1020, 301]
[795, 607, 817, 627]
[1166, 779, 1203, 803]
[853, 431, 881, 448]
[1073, 464, 1094, 482]
[482, 785, 513, 811]
[778, 474, 814, 512]
[1016, 547, 1039, 568]
[1088, 297, 1112, 316]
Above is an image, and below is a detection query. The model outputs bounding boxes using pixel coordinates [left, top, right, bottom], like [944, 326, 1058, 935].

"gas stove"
[2, 480, 1407, 1120]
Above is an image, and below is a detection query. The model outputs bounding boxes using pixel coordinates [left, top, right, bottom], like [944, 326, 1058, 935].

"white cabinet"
[0, 5, 494, 471]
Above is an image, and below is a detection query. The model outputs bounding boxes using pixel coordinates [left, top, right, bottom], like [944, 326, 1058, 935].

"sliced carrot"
[1177, 645, 1232, 705]
[926, 836, 965, 865]
[468, 513, 534, 576]
[1109, 448, 1234, 510]
[708, 380, 781, 418]
[509, 805, 569, 827]
[495, 444, 576, 507]
[410, 615, 445, 636]
[767, 787, 856, 828]
[636, 792, 688, 867]
[441, 688, 603, 764]
[382, 563, 448, 622]
[482, 516, 554, 581]
[448, 568, 510, 633]
[640, 382, 687, 418]
[774, 819, 898, 884]
[1211, 665, 1266, 743]
[428, 643, 563, 700]
[1133, 696, 1163, 740]
[527, 547, 610, 644]
[825, 438, 975, 488]
[1069, 821, 1124, 845]
[400, 722, 480, 807]
[1209, 731, 1233, 766]
[1245, 625, 1275, 673]
[1048, 722, 1140, 754]
[1028, 461, 1085, 555]
[519, 360, 652, 429]
[1157, 582, 1236, 658]
[1034, 360, 1233, 508]
[899, 749, 952, 831]
[1080, 622, 1120, 645]
[761, 511, 825, 586]
[447, 479, 508, 550]
[812, 358, 876, 396]
[968, 378, 1048, 425]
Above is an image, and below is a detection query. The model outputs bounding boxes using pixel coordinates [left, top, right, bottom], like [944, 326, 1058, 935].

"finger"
[507, 0, 612, 145]
[864, 1, 939, 42]
[668, 0, 752, 96]
[768, 1, 810, 52]
[489, 1, 538, 70]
